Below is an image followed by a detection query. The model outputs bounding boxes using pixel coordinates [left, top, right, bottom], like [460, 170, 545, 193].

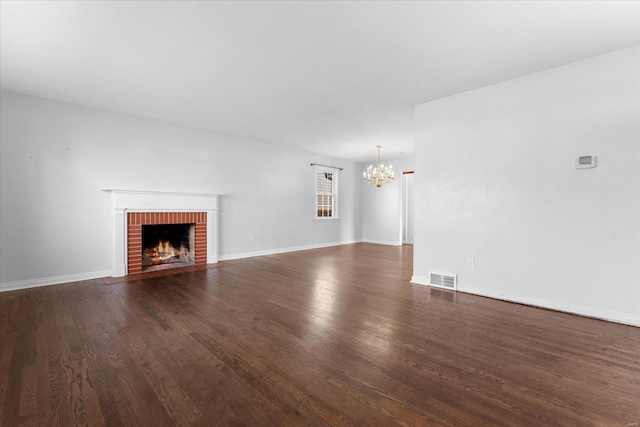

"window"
[315, 166, 338, 219]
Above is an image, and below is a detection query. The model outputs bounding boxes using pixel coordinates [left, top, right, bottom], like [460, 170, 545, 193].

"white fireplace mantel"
[103, 189, 222, 277]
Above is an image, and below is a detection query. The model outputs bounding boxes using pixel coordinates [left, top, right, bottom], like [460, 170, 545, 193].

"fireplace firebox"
[142, 223, 195, 271]
[126, 211, 208, 275]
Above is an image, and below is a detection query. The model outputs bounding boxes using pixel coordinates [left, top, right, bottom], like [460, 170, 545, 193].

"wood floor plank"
[1, 243, 639, 426]
[1, 293, 34, 426]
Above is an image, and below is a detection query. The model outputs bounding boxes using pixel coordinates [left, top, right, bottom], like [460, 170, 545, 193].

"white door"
[402, 172, 414, 244]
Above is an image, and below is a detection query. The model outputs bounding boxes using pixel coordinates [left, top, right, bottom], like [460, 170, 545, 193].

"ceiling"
[1, 1, 638, 163]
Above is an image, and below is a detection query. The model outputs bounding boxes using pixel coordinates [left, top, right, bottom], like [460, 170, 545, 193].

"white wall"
[402, 172, 414, 244]
[413, 46, 640, 326]
[362, 156, 414, 245]
[0, 92, 362, 288]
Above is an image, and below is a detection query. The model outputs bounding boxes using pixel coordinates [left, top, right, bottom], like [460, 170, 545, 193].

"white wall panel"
[413, 46, 640, 325]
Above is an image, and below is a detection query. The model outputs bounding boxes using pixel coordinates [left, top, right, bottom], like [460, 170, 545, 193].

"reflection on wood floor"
[1, 243, 638, 426]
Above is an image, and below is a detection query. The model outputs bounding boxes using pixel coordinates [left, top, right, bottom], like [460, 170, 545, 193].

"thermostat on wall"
[575, 155, 597, 169]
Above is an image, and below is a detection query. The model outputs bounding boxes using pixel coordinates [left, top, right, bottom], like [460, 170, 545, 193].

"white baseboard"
[362, 239, 402, 246]
[411, 275, 639, 327]
[410, 275, 431, 286]
[0, 270, 113, 293]
[458, 286, 640, 327]
[219, 240, 358, 261]
[0, 241, 361, 292]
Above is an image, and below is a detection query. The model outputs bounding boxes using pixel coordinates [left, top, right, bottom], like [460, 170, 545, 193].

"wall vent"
[429, 272, 457, 290]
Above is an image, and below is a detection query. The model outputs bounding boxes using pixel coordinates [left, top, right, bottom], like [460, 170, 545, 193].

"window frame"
[314, 165, 339, 220]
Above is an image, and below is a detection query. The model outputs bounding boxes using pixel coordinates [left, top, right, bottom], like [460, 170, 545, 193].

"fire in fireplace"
[142, 223, 195, 271]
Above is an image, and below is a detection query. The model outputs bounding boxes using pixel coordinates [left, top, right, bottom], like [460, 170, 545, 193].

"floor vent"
[429, 272, 457, 290]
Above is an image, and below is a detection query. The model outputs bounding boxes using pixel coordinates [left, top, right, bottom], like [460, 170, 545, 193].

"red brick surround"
[127, 212, 207, 274]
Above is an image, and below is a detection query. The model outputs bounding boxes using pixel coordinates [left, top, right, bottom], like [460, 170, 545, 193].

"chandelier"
[363, 145, 395, 187]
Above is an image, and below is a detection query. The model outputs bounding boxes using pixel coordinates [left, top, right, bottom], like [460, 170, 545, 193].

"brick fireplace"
[104, 190, 220, 277]
[127, 212, 207, 274]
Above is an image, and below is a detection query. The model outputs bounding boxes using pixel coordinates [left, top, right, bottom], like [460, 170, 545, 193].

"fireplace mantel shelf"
[102, 189, 224, 197]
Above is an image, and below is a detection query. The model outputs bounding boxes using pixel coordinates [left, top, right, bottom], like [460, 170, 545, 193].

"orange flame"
[152, 240, 180, 261]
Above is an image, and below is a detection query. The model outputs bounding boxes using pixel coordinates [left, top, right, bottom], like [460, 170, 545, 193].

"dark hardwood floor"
[1, 243, 639, 426]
